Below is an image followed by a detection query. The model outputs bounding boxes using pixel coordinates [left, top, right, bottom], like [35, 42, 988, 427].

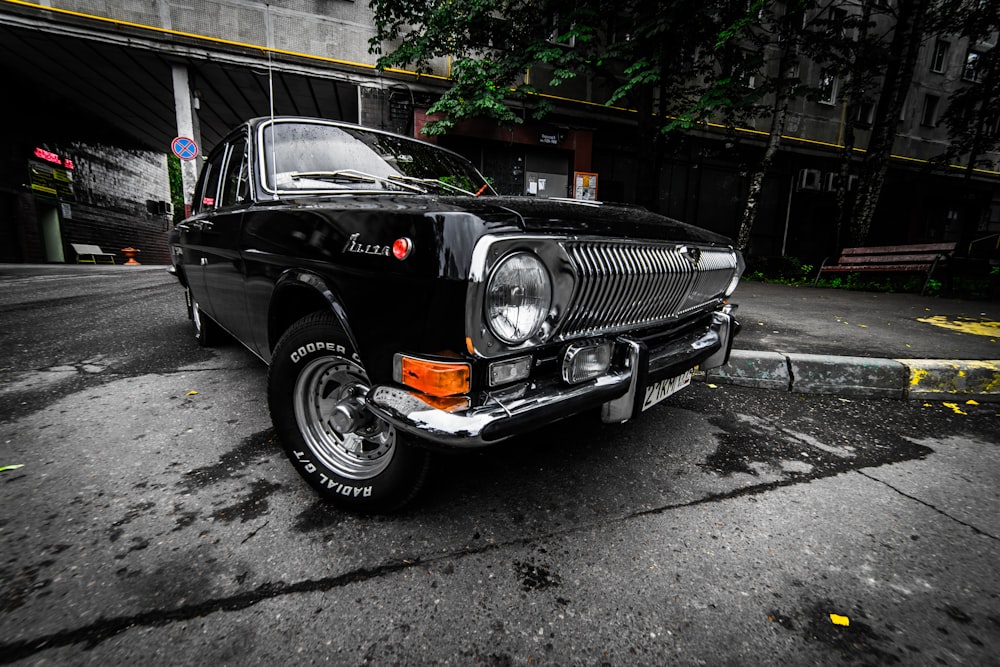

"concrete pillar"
[172, 64, 201, 218]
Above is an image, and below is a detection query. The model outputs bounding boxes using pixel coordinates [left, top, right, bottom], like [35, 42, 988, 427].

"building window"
[921, 94, 940, 127]
[545, 14, 576, 47]
[827, 7, 848, 38]
[931, 40, 949, 73]
[963, 50, 982, 81]
[818, 68, 837, 105]
[851, 101, 875, 126]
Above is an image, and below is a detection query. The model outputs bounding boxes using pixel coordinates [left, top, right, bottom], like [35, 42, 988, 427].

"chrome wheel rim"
[293, 356, 395, 480]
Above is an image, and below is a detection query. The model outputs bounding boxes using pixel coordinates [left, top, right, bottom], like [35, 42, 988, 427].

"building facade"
[0, 0, 997, 266]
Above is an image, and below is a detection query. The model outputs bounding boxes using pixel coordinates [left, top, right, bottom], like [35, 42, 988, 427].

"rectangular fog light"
[489, 356, 532, 387]
[562, 342, 612, 384]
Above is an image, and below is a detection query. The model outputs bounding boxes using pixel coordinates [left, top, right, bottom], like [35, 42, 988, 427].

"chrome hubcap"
[293, 356, 395, 480]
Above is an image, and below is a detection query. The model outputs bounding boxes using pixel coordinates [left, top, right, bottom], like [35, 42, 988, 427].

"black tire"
[189, 289, 225, 347]
[268, 312, 430, 513]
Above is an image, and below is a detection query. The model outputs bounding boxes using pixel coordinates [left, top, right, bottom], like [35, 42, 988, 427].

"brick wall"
[60, 203, 171, 265]
[59, 143, 173, 264]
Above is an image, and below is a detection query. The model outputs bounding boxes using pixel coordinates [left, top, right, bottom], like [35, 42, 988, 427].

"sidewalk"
[710, 281, 1000, 402]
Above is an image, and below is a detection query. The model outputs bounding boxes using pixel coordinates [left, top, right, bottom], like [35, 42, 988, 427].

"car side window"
[191, 163, 209, 215]
[220, 138, 249, 208]
[199, 149, 226, 211]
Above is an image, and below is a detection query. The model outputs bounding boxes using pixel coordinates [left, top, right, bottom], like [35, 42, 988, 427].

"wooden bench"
[813, 243, 956, 295]
[70, 243, 116, 264]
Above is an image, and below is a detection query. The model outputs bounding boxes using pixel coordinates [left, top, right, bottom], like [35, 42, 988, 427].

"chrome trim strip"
[367, 365, 632, 447]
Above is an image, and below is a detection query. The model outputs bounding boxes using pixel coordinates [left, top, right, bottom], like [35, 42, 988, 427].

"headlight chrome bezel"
[484, 251, 553, 345]
[466, 236, 577, 358]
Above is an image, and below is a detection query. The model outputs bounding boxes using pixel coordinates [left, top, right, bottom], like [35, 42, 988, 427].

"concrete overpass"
[0, 0, 433, 204]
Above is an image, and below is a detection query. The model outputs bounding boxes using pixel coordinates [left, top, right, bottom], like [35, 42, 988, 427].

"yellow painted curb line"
[899, 359, 1000, 400]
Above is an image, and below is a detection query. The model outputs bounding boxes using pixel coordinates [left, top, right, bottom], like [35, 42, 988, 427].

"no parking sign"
[171, 136, 199, 160]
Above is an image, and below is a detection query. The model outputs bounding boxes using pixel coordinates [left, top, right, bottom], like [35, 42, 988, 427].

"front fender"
[267, 269, 360, 364]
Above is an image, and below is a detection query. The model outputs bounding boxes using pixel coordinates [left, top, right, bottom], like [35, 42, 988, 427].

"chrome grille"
[557, 240, 737, 339]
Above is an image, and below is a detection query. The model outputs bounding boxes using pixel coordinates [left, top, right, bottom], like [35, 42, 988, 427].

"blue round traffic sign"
[171, 136, 199, 160]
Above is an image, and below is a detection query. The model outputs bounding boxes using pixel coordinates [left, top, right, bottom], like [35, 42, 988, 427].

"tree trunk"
[737, 102, 788, 254]
[834, 0, 873, 250]
[849, 0, 929, 245]
[635, 86, 663, 212]
[737, 29, 798, 256]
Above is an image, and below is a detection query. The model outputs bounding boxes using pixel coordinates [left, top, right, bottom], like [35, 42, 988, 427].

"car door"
[175, 146, 225, 316]
[199, 135, 254, 346]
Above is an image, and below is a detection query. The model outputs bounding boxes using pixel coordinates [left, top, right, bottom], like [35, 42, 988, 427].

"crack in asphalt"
[0, 560, 417, 664]
[0, 455, 934, 663]
[857, 470, 1000, 541]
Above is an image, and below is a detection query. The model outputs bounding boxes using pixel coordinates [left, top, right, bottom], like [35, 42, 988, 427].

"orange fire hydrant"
[121, 247, 141, 265]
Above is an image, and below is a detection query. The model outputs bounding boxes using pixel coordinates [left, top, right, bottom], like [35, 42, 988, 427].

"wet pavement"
[0, 264, 997, 665]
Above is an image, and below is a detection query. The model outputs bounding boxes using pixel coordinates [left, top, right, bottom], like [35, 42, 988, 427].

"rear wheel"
[268, 312, 430, 513]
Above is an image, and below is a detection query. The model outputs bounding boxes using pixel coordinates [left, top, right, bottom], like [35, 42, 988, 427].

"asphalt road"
[1, 266, 998, 665]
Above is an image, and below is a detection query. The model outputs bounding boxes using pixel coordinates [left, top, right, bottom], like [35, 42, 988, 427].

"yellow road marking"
[916, 316, 1000, 339]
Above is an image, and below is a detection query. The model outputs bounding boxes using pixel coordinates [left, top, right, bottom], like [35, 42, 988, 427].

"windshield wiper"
[387, 175, 477, 196]
[287, 170, 424, 193]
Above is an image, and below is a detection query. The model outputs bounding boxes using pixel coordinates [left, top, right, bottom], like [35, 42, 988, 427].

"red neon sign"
[33, 147, 74, 170]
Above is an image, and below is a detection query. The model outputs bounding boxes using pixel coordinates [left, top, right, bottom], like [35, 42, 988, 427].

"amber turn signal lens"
[414, 394, 471, 412]
[395, 355, 471, 397]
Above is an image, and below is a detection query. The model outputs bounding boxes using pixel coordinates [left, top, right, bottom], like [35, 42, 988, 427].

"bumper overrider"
[367, 306, 739, 448]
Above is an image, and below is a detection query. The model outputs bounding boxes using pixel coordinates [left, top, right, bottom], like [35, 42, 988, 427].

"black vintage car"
[168, 116, 744, 512]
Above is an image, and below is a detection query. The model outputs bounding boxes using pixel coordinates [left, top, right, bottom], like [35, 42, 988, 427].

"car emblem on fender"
[343, 232, 391, 257]
[343, 233, 413, 260]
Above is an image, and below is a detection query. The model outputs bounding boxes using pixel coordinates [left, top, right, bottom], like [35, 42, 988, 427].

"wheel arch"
[267, 269, 360, 359]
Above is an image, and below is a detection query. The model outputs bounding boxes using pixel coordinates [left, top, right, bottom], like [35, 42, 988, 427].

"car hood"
[272, 194, 735, 248]
[434, 196, 733, 247]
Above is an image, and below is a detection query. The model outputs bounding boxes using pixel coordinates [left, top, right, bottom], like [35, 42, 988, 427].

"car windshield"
[259, 120, 493, 196]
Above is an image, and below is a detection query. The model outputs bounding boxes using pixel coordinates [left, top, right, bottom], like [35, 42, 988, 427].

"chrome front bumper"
[367, 307, 738, 448]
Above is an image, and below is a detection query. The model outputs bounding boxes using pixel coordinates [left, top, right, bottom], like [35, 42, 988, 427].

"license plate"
[641, 370, 692, 411]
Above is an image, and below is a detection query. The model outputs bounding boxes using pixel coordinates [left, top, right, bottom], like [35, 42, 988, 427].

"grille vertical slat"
[608, 246, 636, 326]
[557, 240, 736, 340]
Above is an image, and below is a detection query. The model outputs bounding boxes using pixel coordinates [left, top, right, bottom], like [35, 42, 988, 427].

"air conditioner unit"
[797, 169, 821, 191]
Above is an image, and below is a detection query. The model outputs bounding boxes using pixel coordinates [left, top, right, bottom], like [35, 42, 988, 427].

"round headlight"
[485, 252, 552, 344]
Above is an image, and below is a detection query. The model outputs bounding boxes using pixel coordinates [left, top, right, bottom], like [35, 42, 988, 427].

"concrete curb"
[696, 349, 1000, 403]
